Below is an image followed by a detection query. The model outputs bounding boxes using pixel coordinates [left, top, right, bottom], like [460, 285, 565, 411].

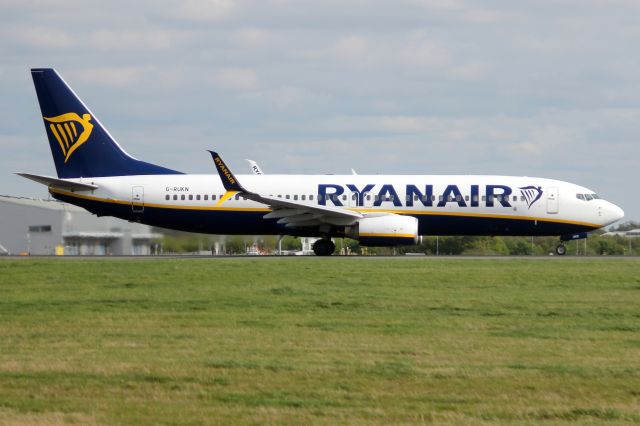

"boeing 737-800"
[19, 68, 624, 255]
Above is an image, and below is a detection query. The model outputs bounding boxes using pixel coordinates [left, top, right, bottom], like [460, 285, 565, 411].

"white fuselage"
[50, 174, 624, 238]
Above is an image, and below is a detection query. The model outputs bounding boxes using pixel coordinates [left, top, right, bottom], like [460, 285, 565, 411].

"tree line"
[157, 221, 639, 256]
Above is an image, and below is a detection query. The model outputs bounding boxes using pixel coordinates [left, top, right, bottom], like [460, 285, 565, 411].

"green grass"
[0, 258, 639, 425]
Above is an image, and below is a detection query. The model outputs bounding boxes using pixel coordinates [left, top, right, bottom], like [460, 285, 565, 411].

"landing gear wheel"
[555, 244, 567, 256]
[312, 239, 335, 256]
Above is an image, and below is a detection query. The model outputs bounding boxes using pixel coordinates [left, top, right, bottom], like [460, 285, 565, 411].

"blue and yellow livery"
[18, 68, 625, 255]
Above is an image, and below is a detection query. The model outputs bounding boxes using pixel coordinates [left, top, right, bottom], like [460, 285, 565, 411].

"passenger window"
[473, 195, 478, 202]
[353, 194, 357, 201]
[342, 195, 347, 201]
[367, 195, 371, 201]
[455, 195, 461, 202]
[173, 195, 177, 200]
[294, 195, 298, 200]
[204, 195, 208, 200]
[285, 195, 290, 200]
[189, 195, 193, 200]
[375, 195, 380, 201]
[317, 195, 322, 201]
[310, 195, 314, 201]
[448, 195, 453, 202]
[165, 195, 170, 200]
[512, 196, 517, 202]
[212, 195, 216, 200]
[422, 195, 427, 202]
[278, 194, 282, 198]
[196, 195, 201, 200]
[181, 195, 185, 200]
[482, 196, 486, 201]
[520, 196, 525, 202]
[465, 195, 469, 201]
[389, 195, 394, 201]
[439, 196, 443, 202]
[301, 195, 306, 200]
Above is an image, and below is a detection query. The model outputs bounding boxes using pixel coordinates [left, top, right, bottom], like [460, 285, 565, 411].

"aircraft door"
[132, 186, 144, 213]
[546, 187, 559, 214]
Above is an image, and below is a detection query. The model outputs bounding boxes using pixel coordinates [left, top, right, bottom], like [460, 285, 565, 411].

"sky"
[1, 0, 638, 222]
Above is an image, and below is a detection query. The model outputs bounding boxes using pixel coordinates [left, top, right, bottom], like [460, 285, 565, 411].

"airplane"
[19, 68, 624, 256]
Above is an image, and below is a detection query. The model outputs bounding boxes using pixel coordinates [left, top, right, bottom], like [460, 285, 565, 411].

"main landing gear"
[312, 238, 335, 256]
[555, 243, 567, 256]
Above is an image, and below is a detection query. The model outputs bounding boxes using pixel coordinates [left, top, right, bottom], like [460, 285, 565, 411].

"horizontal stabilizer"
[16, 172, 98, 191]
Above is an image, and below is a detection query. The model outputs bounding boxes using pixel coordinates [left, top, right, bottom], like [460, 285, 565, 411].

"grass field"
[0, 258, 639, 425]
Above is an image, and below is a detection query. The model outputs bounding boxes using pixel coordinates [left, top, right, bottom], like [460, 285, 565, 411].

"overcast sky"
[1, 0, 638, 222]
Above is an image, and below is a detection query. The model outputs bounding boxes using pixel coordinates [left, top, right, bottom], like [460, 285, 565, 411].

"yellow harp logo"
[44, 113, 94, 163]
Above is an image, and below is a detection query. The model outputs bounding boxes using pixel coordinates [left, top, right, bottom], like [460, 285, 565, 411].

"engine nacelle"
[350, 215, 419, 246]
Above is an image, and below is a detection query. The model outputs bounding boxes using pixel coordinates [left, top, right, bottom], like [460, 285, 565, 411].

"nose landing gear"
[312, 238, 335, 256]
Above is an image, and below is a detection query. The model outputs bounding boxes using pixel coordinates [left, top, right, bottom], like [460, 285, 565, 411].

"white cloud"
[68, 67, 146, 88]
[230, 28, 272, 47]
[213, 68, 258, 91]
[15, 27, 77, 49]
[88, 30, 191, 51]
[172, 0, 236, 21]
[240, 86, 330, 109]
[399, 32, 450, 68]
[450, 62, 489, 80]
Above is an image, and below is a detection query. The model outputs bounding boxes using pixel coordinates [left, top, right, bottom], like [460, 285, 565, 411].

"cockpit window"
[577, 193, 599, 201]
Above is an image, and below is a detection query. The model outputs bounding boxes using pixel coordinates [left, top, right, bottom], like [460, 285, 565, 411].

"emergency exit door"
[546, 187, 559, 214]
[132, 186, 144, 213]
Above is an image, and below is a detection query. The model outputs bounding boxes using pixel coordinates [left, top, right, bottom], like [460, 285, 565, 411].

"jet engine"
[348, 214, 419, 246]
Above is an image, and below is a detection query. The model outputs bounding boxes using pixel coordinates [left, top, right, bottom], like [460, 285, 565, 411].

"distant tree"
[608, 221, 640, 232]
[505, 238, 533, 255]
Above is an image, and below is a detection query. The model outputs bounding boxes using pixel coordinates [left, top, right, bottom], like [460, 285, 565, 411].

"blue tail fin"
[31, 68, 181, 178]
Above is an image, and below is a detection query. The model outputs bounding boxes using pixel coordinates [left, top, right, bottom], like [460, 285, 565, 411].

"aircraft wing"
[16, 172, 98, 191]
[209, 151, 362, 228]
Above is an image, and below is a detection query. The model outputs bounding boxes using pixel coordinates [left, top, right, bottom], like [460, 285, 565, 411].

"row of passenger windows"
[165, 194, 246, 201]
[576, 193, 600, 201]
[165, 193, 528, 203]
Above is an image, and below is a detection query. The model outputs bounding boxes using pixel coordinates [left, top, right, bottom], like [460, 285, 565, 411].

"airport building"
[0, 195, 162, 255]
[601, 229, 640, 238]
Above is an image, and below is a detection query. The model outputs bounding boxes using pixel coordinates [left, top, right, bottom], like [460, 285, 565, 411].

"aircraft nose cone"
[603, 202, 624, 225]
[611, 204, 625, 222]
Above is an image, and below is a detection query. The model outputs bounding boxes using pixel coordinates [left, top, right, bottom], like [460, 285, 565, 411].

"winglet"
[245, 159, 264, 175]
[208, 151, 245, 192]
